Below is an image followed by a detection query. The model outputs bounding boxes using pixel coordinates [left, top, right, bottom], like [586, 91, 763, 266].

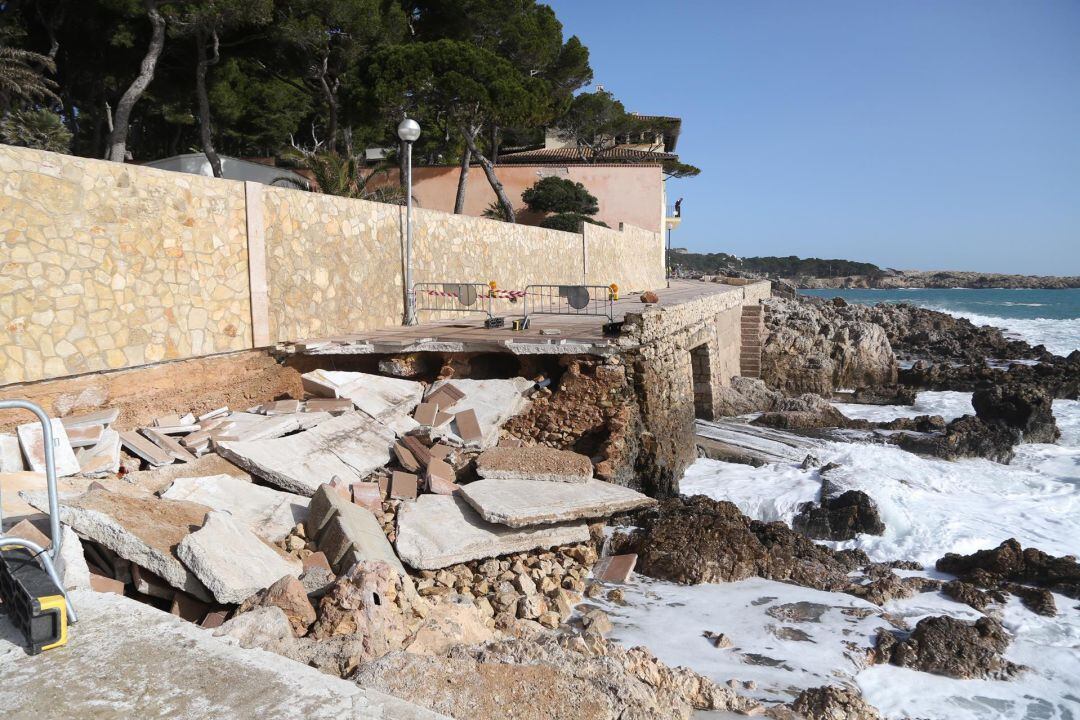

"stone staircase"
[739, 304, 764, 378]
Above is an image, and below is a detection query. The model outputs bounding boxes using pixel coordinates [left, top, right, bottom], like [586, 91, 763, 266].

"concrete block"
[307, 486, 405, 576]
[351, 482, 383, 514]
[453, 409, 483, 444]
[475, 446, 592, 483]
[458, 478, 657, 528]
[395, 495, 590, 570]
[17, 419, 80, 476]
[393, 442, 420, 472]
[216, 413, 395, 496]
[301, 370, 424, 422]
[413, 402, 439, 426]
[401, 436, 431, 468]
[161, 473, 310, 543]
[177, 510, 301, 605]
[263, 399, 301, 415]
[75, 429, 121, 477]
[305, 398, 355, 414]
[143, 428, 197, 463]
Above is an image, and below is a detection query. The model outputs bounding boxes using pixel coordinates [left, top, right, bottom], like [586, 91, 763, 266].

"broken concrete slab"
[122, 454, 252, 495]
[120, 430, 173, 467]
[22, 488, 212, 601]
[132, 564, 176, 600]
[302, 371, 424, 422]
[425, 383, 465, 411]
[161, 474, 309, 543]
[592, 553, 638, 584]
[453, 409, 483, 444]
[426, 378, 533, 449]
[75, 429, 121, 477]
[351, 482, 383, 514]
[216, 413, 395, 496]
[475, 446, 592, 483]
[307, 486, 406, 576]
[60, 408, 120, 429]
[178, 510, 300, 605]
[424, 459, 455, 491]
[400, 436, 431, 468]
[0, 589, 448, 720]
[16, 419, 80, 476]
[458, 479, 656, 528]
[395, 495, 590, 570]
[0, 434, 25, 472]
[263, 399, 301, 415]
[212, 413, 305, 443]
[393, 442, 420, 472]
[413, 402, 439, 426]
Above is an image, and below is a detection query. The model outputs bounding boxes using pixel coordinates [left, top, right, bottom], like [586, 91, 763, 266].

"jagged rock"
[760, 298, 898, 395]
[352, 633, 761, 720]
[941, 580, 993, 611]
[611, 495, 867, 590]
[936, 538, 1080, 600]
[793, 487, 885, 541]
[901, 353, 1079, 400]
[213, 606, 301, 656]
[892, 415, 1019, 463]
[972, 383, 1061, 444]
[847, 570, 941, 605]
[238, 575, 316, 637]
[308, 561, 413, 662]
[788, 685, 883, 720]
[874, 615, 1023, 680]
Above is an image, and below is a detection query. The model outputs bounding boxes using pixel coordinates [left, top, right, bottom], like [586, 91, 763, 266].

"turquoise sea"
[800, 288, 1080, 356]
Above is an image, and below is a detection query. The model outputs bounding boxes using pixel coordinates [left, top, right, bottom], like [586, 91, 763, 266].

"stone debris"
[390, 471, 418, 500]
[459, 479, 656, 528]
[238, 574, 317, 636]
[393, 442, 421, 472]
[475, 446, 593, 483]
[217, 412, 394, 496]
[142, 427, 197, 463]
[351, 482, 384, 514]
[592, 554, 638, 584]
[66, 424, 104, 448]
[60, 408, 120, 429]
[395, 494, 591, 570]
[400, 436, 431, 468]
[262, 399, 301, 415]
[425, 383, 465, 411]
[119, 430, 174, 467]
[75, 429, 121, 476]
[453, 409, 483, 444]
[23, 487, 213, 601]
[305, 398, 355, 414]
[413, 402, 439, 426]
[426, 378, 533, 449]
[0, 433, 27, 472]
[177, 510, 301, 605]
[424, 459, 458, 495]
[301, 370, 424, 422]
[161, 473, 310, 543]
[307, 485, 407, 576]
[17, 418, 80, 476]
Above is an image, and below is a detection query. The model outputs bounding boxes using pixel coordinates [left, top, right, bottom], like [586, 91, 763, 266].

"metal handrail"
[0, 399, 78, 622]
[523, 284, 616, 324]
[411, 282, 494, 320]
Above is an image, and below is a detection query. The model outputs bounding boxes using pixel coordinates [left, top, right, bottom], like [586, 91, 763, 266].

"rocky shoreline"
[796, 269, 1080, 290]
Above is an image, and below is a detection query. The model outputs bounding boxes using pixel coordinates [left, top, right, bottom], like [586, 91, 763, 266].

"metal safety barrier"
[523, 284, 616, 324]
[0, 399, 79, 628]
[411, 283, 495, 321]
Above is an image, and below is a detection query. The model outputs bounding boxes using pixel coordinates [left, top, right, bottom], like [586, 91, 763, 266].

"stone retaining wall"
[1, 146, 666, 385]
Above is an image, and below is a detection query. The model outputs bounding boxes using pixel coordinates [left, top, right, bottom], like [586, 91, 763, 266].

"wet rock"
[788, 685, 883, 720]
[847, 571, 941, 605]
[760, 298, 899, 396]
[936, 538, 1080, 600]
[972, 383, 1061, 444]
[352, 633, 761, 720]
[793, 486, 885, 541]
[941, 580, 993, 611]
[611, 495, 867, 590]
[874, 615, 1023, 680]
[893, 414, 1019, 463]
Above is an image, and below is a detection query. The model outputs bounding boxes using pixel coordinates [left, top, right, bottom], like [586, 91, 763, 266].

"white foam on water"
[666, 392, 1080, 717]
[923, 305, 1079, 357]
[592, 575, 892, 704]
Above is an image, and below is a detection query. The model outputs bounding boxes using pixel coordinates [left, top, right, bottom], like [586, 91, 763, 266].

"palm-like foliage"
[0, 47, 61, 109]
[277, 149, 405, 204]
[0, 109, 72, 152]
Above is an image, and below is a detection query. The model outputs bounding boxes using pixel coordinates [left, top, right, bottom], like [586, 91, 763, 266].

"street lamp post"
[397, 117, 421, 325]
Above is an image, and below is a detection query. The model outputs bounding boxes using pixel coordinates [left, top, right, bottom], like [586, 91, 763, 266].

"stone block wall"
[1, 146, 666, 386]
[0, 146, 252, 385]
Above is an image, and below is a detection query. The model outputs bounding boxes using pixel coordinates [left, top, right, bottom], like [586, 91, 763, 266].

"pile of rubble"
[3, 368, 745, 718]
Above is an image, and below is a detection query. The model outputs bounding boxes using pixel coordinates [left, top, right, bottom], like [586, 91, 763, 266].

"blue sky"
[545, 1, 1080, 274]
